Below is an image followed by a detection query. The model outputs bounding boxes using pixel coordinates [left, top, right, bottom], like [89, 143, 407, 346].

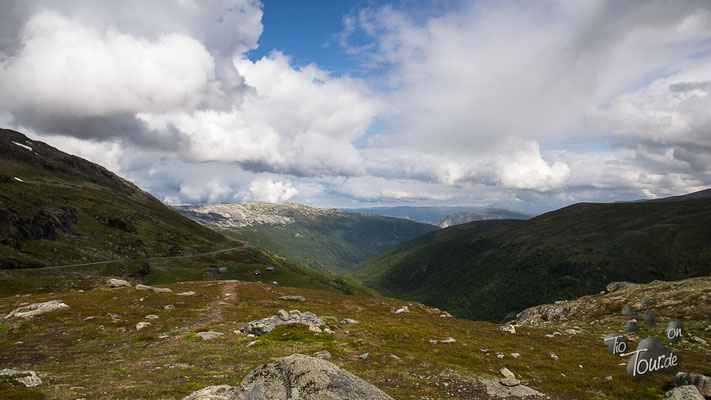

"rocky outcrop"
[515, 301, 580, 326]
[664, 385, 704, 400]
[234, 354, 393, 399]
[671, 373, 711, 398]
[606, 281, 641, 293]
[107, 278, 132, 288]
[182, 385, 238, 400]
[0, 369, 42, 387]
[4, 300, 69, 319]
[135, 284, 172, 293]
[242, 310, 325, 336]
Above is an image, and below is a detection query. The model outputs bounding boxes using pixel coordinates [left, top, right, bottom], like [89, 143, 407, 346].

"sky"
[1, 0, 710, 214]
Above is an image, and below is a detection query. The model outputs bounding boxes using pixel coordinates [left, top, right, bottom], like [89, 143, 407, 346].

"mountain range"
[174, 202, 438, 274]
[355, 191, 711, 322]
[342, 205, 530, 226]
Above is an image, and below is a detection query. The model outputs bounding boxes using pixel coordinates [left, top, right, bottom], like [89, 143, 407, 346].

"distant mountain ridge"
[176, 202, 438, 274]
[433, 208, 530, 228]
[356, 189, 711, 322]
[343, 205, 530, 225]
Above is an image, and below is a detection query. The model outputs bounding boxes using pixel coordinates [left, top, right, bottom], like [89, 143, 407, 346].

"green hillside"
[175, 203, 438, 274]
[355, 195, 711, 322]
[0, 129, 371, 296]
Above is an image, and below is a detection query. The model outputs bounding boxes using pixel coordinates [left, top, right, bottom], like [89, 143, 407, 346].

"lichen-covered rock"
[136, 322, 151, 330]
[514, 302, 580, 326]
[279, 295, 305, 302]
[664, 385, 704, 400]
[234, 354, 394, 399]
[182, 384, 238, 400]
[242, 311, 324, 336]
[4, 300, 69, 319]
[135, 284, 172, 293]
[672, 373, 711, 398]
[0, 369, 42, 387]
[107, 278, 132, 288]
[198, 331, 225, 340]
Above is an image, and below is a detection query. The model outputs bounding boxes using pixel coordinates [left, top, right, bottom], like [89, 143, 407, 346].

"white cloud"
[249, 178, 298, 203]
[138, 52, 377, 176]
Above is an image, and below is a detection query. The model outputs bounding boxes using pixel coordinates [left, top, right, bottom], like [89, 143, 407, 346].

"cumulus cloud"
[248, 178, 298, 203]
[0, 0, 376, 178]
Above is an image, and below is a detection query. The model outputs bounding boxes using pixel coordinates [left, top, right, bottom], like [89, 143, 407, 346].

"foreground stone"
[279, 295, 305, 302]
[107, 278, 132, 288]
[4, 300, 69, 319]
[182, 384, 237, 400]
[198, 331, 225, 340]
[391, 306, 410, 314]
[183, 355, 393, 399]
[480, 377, 544, 399]
[236, 354, 393, 399]
[242, 310, 324, 336]
[0, 369, 42, 387]
[664, 385, 704, 400]
[671, 373, 711, 398]
[135, 284, 172, 293]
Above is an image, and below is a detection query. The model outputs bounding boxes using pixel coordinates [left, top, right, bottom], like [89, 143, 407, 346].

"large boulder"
[672, 373, 711, 398]
[182, 354, 393, 400]
[235, 354, 393, 399]
[664, 385, 704, 400]
[107, 278, 132, 288]
[4, 300, 69, 319]
[242, 311, 324, 336]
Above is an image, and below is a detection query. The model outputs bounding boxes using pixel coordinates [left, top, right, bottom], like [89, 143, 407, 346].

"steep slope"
[434, 208, 530, 228]
[356, 193, 711, 322]
[0, 128, 237, 269]
[174, 203, 438, 274]
[0, 129, 372, 296]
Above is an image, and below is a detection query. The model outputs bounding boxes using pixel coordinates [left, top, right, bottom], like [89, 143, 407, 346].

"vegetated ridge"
[355, 191, 711, 322]
[0, 128, 371, 296]
[174, 202, 438, 274]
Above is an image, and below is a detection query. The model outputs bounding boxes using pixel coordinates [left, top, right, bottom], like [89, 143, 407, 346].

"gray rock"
[233, 354, 394, 399]
[664, 385, 704, 400]
[440, 337, 456, 344]
[314, 350, 332, 360]
[182, 385, 238, 400]
[243, 311, 324, 336]
[276, 310, 289, 321]
[500, 377, 520, 387]
[107, 278, 132, 288]
[500, 324, 516, 334]
[135, 284, 172, 293]
[177, 291, 197, 296]
[691, 336, 708, 345]
[604, 376, 612, 382]
[279, 295, 305, 302]
[198, 331, 225, 340]
[391, 306, 409, 315]
[145, 314, 160, 320]
[4, 300, 69, 319]
[136, 322, 151, 330]
[357, 352, 369, 359]
[549, 353, 559, 361]
[0, 369, 42, 387]
[480, 377, 544, 399]
[340, 318, 359, 324]
[500, 367, 515, 380]
[672, 373, 711, 398]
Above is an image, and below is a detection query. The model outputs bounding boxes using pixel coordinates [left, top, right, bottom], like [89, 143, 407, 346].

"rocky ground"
[0, 277, 709, 399]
